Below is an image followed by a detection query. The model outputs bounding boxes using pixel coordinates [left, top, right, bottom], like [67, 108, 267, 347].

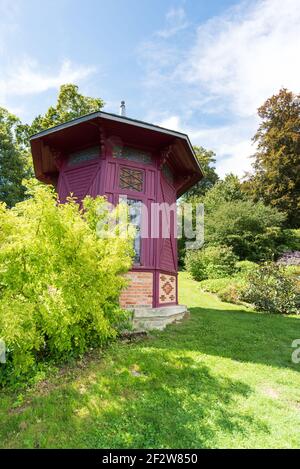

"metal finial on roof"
[120, 100, 126, 117]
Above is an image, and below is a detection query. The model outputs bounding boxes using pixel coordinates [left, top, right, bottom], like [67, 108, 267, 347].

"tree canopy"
[248, 88, 300, 228]
[204, 173, 245, 212]
[1, 84, 105, 206]
[183, 146, 219, 201]
[0, 108, 29, 207]
[18, 84, 105, 145]
[201, 174, 287, 261]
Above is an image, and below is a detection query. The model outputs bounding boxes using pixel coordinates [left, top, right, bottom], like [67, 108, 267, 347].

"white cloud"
[158, 115, 181, 131]
[156, 7, 188, 38]
[181, 0, 300, 117]
[188, 121, 257, 178]
[157, 114, 257, 177]
[0, 3, 96, 113]
[213, 140, 255, 178]
[0, 59, 95, 101]
[141, 0, 300, 177]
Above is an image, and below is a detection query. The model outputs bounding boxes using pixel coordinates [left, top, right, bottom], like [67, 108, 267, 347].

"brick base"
[120, 271, 153, 308]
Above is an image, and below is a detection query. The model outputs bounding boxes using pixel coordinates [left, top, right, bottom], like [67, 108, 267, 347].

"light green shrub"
[236, 260, 258, 277]
[0, 181, 134, 386]
[284, 265, 300, 279]
[185, 245, 238, 281]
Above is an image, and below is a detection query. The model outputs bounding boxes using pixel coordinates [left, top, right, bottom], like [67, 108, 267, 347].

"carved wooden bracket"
[175, 173, 194, 193]
[159, 144, 174, 169]
[99, 126, 106, 157]
[49, 147, 64, 170]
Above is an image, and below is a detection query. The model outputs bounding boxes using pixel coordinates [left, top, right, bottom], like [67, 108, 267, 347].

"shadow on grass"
[0, 346, 269, 449]
[147, 306, 300, 371]
[1, 304, 298, 448]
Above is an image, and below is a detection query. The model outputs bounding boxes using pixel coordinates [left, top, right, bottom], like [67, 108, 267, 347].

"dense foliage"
[205, 199, 286, 261]
[244, 263, 300, 315]
[182, 174, 287, 264]
[204, 173, 245, 210]
[183, 146, 219, 201]
[197, 259, 300, 315]
[185, 245, 238, 281]
[18, 84, 104, 144]
[0, 108, 29, 207]
[0, 182, 133, 386]
[199, 276, 247, 304]
[246, 88, 300, 228]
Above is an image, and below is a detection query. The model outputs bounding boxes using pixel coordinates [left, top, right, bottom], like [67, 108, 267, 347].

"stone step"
[132, 304, 188, 331]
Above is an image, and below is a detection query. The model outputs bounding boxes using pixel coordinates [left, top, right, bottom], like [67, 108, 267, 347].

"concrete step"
[132, 304, 188, 331]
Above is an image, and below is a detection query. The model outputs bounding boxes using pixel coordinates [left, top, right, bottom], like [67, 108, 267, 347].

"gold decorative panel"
[119, 167, 143, 192]
[159, 273, 176, 304]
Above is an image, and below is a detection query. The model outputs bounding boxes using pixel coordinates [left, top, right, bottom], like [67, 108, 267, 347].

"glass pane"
[113, 145, 152, 164]
[68, 146, 100, 166]
[120, 197, 142, 264]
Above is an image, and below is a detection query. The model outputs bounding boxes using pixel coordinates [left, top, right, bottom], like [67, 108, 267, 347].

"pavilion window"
[120, 197, 142, 264]
[113, 145, 152, 164]
[68, 146, 100, 166]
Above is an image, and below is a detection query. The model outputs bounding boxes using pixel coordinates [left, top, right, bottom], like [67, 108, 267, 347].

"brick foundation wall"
[120, 271, 153, 308]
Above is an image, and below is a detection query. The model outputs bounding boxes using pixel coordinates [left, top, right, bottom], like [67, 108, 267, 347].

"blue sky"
[1, 0, 299, 176]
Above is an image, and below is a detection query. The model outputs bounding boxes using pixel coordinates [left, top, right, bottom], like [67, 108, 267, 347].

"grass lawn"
[1, 272, 300, 449]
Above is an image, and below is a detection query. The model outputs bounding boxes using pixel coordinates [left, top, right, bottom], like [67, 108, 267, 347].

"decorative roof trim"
[29, 110, 202, 173]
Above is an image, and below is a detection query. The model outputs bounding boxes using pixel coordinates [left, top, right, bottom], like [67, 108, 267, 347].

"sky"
[1, 0, 300, 177]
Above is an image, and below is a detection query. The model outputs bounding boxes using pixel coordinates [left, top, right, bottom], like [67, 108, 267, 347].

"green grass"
[1, 272, 300, 448]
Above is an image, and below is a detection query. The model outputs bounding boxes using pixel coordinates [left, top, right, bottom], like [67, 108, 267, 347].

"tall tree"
[3, 84, 105, 206]
[248, 88, 300, 228]
[182, 146, 219, 201]
[18, 84, 105, 144]
[204, 173, 245, 213]
[178, 147, 219, 265]
[0, 108, 28, 207]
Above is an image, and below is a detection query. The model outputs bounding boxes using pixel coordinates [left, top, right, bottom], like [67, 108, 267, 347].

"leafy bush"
[284, 265, 300, 279]
[185, 245, 238, 281]
[243, 263, 300, 315]
[199, 277, 247, 304]
[279, 229, 300, 252]
[0, 182, 133, 387]
[180, 174, 289, 264]
[218, 285, 244, 304]
[205, 199, 286, 261]
[236, 260, 258, 277]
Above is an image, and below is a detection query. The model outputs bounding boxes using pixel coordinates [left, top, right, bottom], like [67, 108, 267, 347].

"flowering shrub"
[0, 181, 133, 386]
